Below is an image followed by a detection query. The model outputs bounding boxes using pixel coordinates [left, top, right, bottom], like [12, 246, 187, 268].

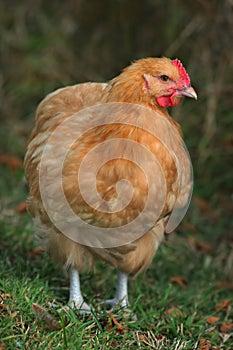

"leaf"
[198, 338, 211, 350]
[10, 311, 19, 319]
[16, 202, 27, 213]
[0, 294, 10, 314]
[0, 293, 10, 299]
[107, 312, 124, 334]
[194, 197, 210, 212]
[27, 246, 43, 258]
[215, 299, 231, 312]
[186, 236, 213, 252]
[137, 331, 165, 348]
[206, 316, 220, 324]
[32, 303, 61, 330]
[194, 197, 219, 222]
[165, 306, 182, 317]
[155, 334, 165, 341]
[0, 153, 23, 171]
[182, 221, 198, 233]
[109, 340, 118, 348]
[169, 276, 187, 290]
[220, 322, 233, 333]
[0, 293, 10, 304]
[137, 333, 147, 342]
[215, 280, 233, 290]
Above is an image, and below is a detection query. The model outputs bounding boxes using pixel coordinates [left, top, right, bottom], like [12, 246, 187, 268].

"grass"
[0, 3, 232, 348]
[0, 164, 232, 349]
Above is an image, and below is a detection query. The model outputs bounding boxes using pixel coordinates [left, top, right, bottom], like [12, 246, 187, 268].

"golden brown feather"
[24, 57, 197, 308]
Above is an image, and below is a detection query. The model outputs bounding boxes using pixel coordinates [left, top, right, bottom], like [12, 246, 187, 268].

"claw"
[58, 300, 91, 314]
[104, 297, 128, 310]
[103, 297, 137, 322]
[68, 300, 91, 314]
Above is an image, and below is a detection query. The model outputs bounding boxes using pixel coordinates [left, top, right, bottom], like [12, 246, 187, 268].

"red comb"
[172, 58, 190, 86]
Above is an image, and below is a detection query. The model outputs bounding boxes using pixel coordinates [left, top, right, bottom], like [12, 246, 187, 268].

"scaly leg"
[105, 270, 129, 309]
[68, 267, 91, 313]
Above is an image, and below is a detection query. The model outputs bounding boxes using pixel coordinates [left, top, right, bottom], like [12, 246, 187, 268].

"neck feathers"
[103, 64, 161, 109]
[103, 68, 180, 132]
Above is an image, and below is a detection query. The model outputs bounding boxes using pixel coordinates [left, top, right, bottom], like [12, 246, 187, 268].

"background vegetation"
[0, 1, 232, 349]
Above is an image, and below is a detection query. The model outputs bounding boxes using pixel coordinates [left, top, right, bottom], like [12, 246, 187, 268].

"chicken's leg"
[105, 270, 129, 309]
[68, 268, 91, 313]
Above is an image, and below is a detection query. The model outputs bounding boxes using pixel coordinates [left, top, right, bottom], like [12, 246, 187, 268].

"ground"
[0, 1, 232, 348]
[0, 163, 232, 349]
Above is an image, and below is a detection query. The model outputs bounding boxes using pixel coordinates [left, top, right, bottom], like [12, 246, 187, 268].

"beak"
[181, 86, 198, 100]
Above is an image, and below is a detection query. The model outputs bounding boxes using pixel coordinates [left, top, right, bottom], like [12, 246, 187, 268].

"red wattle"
[156, 96, 173, 107]
[157, 94, 183, 107]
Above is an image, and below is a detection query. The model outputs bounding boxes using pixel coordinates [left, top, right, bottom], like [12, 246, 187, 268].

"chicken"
[24, 57, 197, 314]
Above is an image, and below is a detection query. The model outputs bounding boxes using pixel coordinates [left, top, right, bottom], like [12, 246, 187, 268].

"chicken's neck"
[103, 77, 157, 108]
[103, 77, 180, 131]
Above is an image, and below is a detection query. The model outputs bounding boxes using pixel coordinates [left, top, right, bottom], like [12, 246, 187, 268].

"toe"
[59, 300, 91, 314]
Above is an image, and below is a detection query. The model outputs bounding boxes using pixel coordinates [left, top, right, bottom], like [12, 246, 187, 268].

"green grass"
[0, 1, 232, 348]
[0, 165, 232, 350]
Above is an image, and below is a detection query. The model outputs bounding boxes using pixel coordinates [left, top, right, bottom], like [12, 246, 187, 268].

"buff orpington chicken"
[24, 57, 197, 314]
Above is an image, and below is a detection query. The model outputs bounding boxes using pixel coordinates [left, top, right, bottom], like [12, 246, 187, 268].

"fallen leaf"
[186, 236, 213, 252]
[16, 202, 27, 213]
[107, 312, 124, 334]
[194, 197, 219, 222]
[0, 293, 10, 298]
[27, 246, 44, 258]
[220, 322, 233, 333]
[198, 338, 211, 350]
[165, 306, 182, 317]
[10, 311, 19, 319]
[182, 221, 198, 233]
[0, 294, 10, 304]
[215, 280, 233, 290]
[169, 276, 187, 290]
[137, 333, 147, 342]
[109, 340, 118, 348]
[32, 303, 61, 330]
[0, 154, 23, 171]
[156, 334, 165, 341]
[206, 316, 220, 324]
[137, 331, 165, 347]
[136, 332, 152, 347]
[32, 303, 51, 319]
[215, 299, 231, 312]
[194, 197, 210, 212]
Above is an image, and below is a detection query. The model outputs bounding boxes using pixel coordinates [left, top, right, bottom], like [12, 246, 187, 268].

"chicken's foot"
[68, 267, 91, 314]
[105, 270, 129, 309]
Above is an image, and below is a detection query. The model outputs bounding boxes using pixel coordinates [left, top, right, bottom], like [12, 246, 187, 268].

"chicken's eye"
[160, 75, 169, 82]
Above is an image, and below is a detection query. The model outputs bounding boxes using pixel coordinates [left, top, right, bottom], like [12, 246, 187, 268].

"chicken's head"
[142, 57, 197, 107]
